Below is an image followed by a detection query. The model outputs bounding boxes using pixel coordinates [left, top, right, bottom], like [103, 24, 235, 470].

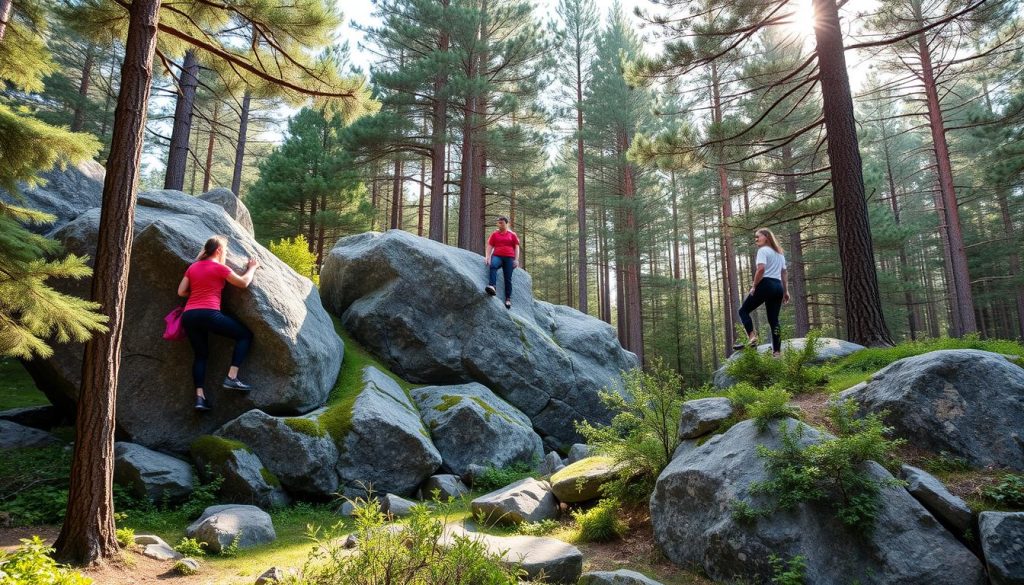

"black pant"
[181, 309, 252, 389]
[738, 278, 784, 353]
[488, 255, 515, 300]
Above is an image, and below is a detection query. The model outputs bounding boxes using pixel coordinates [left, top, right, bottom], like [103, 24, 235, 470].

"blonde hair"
[199, 235, 228, 260]
[756, 228, 784, 255]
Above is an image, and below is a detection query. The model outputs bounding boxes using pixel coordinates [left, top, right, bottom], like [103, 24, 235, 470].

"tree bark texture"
[391, 157, 403, 230]
[164, 49, 199, 190]
[781, 145, 810, 336]
[71, 44, 96, 133]
[231, 90, 252, 195]
[812, 0, 894, 346]
[619, 130, 644, 364]
[54, 0, 161, 565]
[576, 51, 588, 314]
[202, 102, 218, 193]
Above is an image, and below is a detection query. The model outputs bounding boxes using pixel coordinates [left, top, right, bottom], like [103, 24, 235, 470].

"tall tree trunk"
[316, 191, 327, 268]
[711, 62, 739, 354]
[575, 50, 588, 315]
[996, 189, 1024, 338]
[418, 157, 426, 236]
[0, 0, 11, 43]
[780, 145, 809, 336]
[71, 44, 96, 132]
[164, 49, 199, 190]
[931, 180, 958, 335]
[54, 0, 161, 565]
[458, 96, 476, 250]
[703, 213, 719, 370]
[231, 90, 252, 196]
[619, 130, 644, 363]
[99, 52, 117, 144]
[914, 2, 976, 335]
[202, 102, 218, 193]
[811, 0, 894, 346]
[600, 202, 612, 324]
[428, 22, 450, 241]
[391, 158, 403, 230]
[879, 125, 918, 339]
[686, 194, 704, 372]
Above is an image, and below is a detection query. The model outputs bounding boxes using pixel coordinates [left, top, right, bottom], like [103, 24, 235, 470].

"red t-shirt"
[184, 260, 233, 311]
[488, 230, 520, 258]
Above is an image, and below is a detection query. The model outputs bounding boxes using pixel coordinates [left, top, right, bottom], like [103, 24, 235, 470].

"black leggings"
[181, 309, 252, 389]
[738, 278, 784, 353]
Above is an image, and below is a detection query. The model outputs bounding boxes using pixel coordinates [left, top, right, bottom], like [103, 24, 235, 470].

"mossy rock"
[549, 456, 618, 503]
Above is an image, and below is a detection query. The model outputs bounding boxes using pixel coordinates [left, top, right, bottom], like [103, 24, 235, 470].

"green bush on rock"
[726, 330, 828, 393]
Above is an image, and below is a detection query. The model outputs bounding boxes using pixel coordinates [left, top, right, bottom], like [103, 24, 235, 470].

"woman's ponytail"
[199, 235, 228, 260]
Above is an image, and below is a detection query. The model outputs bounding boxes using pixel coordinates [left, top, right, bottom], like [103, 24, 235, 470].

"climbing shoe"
[195, 396, 212, 411]
[485, 285, 497, 296]
[223, 377, 252, 392]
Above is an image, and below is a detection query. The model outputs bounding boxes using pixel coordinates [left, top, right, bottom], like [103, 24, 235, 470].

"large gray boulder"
[190, 435, 289, 509]
[199, 188, 254, 235]
[713, 337, 865, 388]
[900, 465, 973, 535]
[0, 161, 105, 235]
[421, 474, 469, 502]
[333, 367, 442, 497]
[186, 504, 276, 553]
[979, 511, 1024, 585]
[0, 420, 62, 449]
[839, 350, 1024, 470]
[216, 410, 339, 500]
[470, 477, 559, 525]
[21, 187, 343, 454]
[319, 230, 638, 447]
[413, 383, 542, 476]
[442, 525, 582, 584]
[113, 442, 194, 504]
[650, 419, 985, 584]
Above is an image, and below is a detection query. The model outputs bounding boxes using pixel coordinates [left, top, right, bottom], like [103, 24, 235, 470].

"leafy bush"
[114, 527, 135, 549]
[172, 560, 199, 576]
[725, 330, 827, 393]
[572, 498, 626, 542]
[288, 499, 522, 584]
[220, 534, 242, 558]
[0, 536, 92, 585]
[748, 401, 905, 534]
[514, 519, 560, 536]
[982, 474, 1024, 509]
[727, 383, 799, 431]
[576, 359, 685, 502]
[269, 235, 319, 285]
[922, 452, 972, 475]
[472, 461, 534, 493]
[173, 537, 208, 557]
[770, 554, 807, 585]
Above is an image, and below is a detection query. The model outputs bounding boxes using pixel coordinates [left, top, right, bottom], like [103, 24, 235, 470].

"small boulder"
[579, 570, 664, 585]
[141, 542, 182, 561]
[979, 512, 1024, 585]
[331, 367, 442, 497]
[413, 383, 543, 477]
[190, 435, 289, 509]
[901, 465, 973, 535]
[175, 558, 201, 574]
[537, 451, 565, 477]
[199, 187, 254, 236]
[381, 493, 417, 517]
[255, 567, 286, 584]
[470, 477, 559, 525]
[677, 397, 734, 440]
[186, 504, 276, 553]
[566, 443, 591, 464]
[0, 420, 61, 450]
[549, 456, 618, 503]
[113, 442, 193, 504]
[216, 409, 339, 500]
[421, 474, 469, 502]
[650, 419, 985, 584]
[443, 525, 582, 584]
[839, 350, 1024, 470]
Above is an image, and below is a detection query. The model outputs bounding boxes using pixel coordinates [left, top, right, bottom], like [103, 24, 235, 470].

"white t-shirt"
[756, 246, 786, 280]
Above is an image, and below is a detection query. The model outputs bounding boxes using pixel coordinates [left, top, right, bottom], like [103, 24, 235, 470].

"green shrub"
[572, 498, 626, 542]
[982, 474, 1024, 509]
[289, 499, 522, 584]
[748, 400, 905, 534]
[770, 554, 807, 585]
[726, 346, 783, 389]
[174, 537, 208, 557]
[725, 330, 827, 393]
[0, 446, 72, 525]
[0, 536, 92, 585]
[220, 534, 242, 558]
[576, 359, 685, 502]
[726, 383, 799, 432]
[514, 519, 560, 536]
[172, 559, 199, 576]
[114, 527, 135, 549]
[269, 235, 319, 285]
[472, 461, 534, 493]
[921, 452, 972, 475]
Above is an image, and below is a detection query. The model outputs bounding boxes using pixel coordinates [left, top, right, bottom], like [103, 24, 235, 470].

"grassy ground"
[0, 358, 48, 410]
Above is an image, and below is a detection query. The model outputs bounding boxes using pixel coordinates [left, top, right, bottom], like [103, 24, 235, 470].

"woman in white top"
[734, 228, 790, 357]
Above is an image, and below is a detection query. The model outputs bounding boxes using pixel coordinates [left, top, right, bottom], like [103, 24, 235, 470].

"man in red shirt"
[484, 215, 521, 309]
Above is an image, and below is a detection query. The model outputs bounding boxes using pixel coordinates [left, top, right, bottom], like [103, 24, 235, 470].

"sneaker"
[195, 396, 212, 411]
[505, 298, 512, 310]
[223, 377, 252, 392]
[485, 285, 497, 296]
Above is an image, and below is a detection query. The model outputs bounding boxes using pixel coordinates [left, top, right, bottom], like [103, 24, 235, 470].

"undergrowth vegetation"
[0, 536, 92, 585]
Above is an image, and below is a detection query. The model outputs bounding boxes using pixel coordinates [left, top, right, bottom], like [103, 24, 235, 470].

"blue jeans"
[488, 256, 515, 300]
[182, 309, 253, 388]
[738, 277, 784, 352]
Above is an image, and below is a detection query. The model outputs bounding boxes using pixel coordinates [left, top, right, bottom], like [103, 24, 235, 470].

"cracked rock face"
[319, 230, 638, 447]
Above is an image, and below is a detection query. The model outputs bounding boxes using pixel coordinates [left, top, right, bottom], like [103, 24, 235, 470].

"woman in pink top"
[177, 235, 259, 411]
[484, 215, 521, 309]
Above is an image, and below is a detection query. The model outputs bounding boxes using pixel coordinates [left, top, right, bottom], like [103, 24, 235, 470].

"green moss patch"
[190, 435, 250, 467]
[283, 417, 326, 438]
[435, 394, 463, 412]
[550, 456, 615, 484]
[260, 467, 281, 488]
